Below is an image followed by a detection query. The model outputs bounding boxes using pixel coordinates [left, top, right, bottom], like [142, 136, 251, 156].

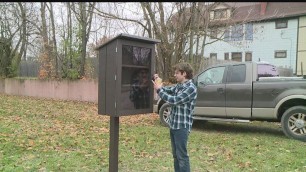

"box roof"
[95, 33, 161, 50]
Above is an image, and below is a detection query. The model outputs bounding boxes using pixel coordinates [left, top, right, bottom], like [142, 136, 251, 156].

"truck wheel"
[281, 106, 306, 142]
[159, 103, 171, 127]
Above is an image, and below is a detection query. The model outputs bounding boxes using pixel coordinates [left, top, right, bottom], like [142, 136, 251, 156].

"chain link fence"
[18, 58, 100, 79]
[18, 61, 40, 77]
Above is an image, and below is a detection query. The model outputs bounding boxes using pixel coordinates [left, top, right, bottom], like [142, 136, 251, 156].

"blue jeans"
[170, 128, 190, 172]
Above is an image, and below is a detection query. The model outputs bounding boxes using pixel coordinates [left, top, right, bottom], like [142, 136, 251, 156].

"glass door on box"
[121, 45, 152, 110]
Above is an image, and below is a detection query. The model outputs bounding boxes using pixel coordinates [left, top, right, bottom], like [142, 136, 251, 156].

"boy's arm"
[160, 85, 176, 94]
[158, 86, 197, 105]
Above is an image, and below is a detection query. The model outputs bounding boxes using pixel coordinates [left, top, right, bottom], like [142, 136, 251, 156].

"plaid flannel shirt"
[157, 80, 197, 132]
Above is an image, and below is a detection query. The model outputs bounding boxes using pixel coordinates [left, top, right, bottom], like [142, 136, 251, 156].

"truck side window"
[227, 64, 246, 83]
[197, 66, 225, 85]
[257, 63, 279, 78]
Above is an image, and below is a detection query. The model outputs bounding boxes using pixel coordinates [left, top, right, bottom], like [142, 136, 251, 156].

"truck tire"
[281, 106, 306, 142]
[159, 103, 171, 127]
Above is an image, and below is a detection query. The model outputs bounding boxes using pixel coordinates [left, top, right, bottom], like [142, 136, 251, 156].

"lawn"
[0, 93, 305, 172]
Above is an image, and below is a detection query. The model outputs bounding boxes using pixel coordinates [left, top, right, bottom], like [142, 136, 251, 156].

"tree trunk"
[17, 2, 27, 64]
[49, 2, 59, 78]
[188, 3, 196, 63]
[40, 2, 52, 78]
[77, 2, 95, 78]
[142, 2, 175, 81]
[79, 2, 86, 77]
[67, 2, 73, 69]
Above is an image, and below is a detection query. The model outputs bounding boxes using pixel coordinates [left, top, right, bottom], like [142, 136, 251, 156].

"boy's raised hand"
[152, 80, 163, 90]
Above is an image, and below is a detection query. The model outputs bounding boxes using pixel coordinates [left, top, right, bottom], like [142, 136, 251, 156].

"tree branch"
[93, 5, 148, 32]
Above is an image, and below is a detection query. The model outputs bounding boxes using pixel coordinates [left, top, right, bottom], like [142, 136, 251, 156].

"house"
[201, 2, 306, 76]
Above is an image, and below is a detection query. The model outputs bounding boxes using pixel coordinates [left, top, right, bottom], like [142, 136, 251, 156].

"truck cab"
[154, 62, 306, 142]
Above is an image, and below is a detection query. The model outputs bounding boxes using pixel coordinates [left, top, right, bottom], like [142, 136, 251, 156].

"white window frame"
[275, 50, 287, 58]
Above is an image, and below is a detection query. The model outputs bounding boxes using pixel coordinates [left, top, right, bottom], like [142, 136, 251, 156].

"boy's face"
[174, 70, 186, 83]
[153, 74, 159, 79]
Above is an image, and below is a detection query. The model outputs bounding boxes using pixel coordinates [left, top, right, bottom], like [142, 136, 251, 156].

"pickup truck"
[154, 62, 306, 142]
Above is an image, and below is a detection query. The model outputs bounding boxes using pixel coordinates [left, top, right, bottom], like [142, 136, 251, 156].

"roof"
[169, 2, 306, 28]
[224, 2, 261, 8]
[210, 2, 306, 26]
[95, 33, 161, 50]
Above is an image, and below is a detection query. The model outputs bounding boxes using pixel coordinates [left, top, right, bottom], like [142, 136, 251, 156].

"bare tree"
[93, 2, 197, 81]
[141, 2, 202, 81]
[0, 2, 29, 77]
[48, 2, 59, 77]
[67, 2, 73, 70]
[71, 2, 96, 78]
[39, 2, 53, 78]
[17, 2, 27, 64]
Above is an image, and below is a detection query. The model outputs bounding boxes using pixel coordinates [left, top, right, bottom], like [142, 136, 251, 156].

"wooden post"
[109, 116, 119, 172]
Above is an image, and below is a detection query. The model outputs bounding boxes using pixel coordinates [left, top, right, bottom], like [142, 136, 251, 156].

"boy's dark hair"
[173, 62, 194, 79]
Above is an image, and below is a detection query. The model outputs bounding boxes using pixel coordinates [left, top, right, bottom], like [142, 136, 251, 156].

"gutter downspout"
[296, 17, 300, 76]
[281, 30, 293, 71]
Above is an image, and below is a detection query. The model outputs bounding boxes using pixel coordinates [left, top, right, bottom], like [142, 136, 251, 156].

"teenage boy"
[152, 62, 197, 172]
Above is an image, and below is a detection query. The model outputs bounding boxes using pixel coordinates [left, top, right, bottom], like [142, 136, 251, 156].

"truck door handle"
[217, 88, 224, 94]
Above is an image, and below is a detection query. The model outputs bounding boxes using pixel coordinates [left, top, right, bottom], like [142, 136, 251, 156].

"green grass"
[0, 93, 305, 172]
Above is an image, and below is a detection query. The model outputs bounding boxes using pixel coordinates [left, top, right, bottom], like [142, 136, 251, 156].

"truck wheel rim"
[288, 113, 306, 136]
[163, 107, 171, 124]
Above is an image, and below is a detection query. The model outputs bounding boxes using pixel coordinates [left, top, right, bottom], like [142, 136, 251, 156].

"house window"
[245, 52, 252, 61]
[275, 50, 287, 58]
[231, 52, 242, 62]
[224, 53, 229, 60]
[231, 24, 243, 41]
[245, 23, 253, 40]
[211, 29, 218, 39]
[214, 9, 227, 20]
[275, 20, 288, 29]
[224, 29, 230, 41]
[210, 53, 217, 60]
